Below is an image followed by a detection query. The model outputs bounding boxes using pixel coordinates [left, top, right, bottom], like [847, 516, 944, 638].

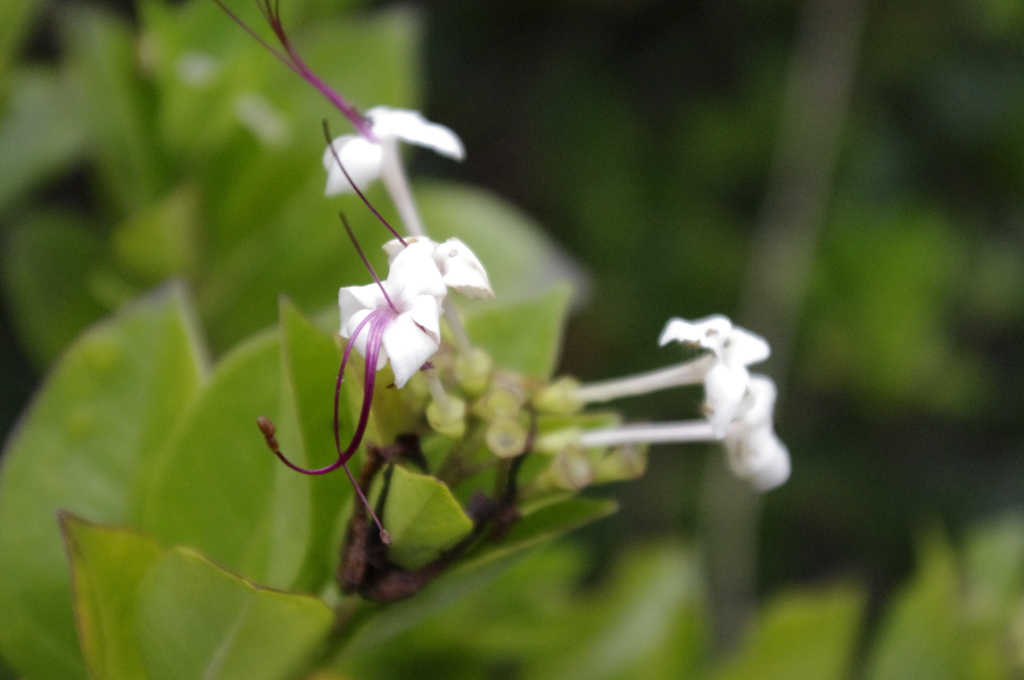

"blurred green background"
[1, 0, 1024, 675]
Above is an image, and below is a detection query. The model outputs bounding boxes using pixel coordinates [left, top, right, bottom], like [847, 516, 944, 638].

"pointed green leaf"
[464, 284, 573, 379]
[0, 68, 84, 216]
[61, 4, 166, 216]
[0, 287, 206, 680]
[712, 585, 864, 680]
[865, 532, 966, 680]
[135, 547, 333, 680]
[61, 515, 164, 680]
[0, 211, 108, 366]
[275, 299, 351, 592]
[533, 543, 708, 680]
[139, 330, 282, 583]
[381, 466, 474, 570]
[112, 184, 202, 283]
[413, 181, 585, 301]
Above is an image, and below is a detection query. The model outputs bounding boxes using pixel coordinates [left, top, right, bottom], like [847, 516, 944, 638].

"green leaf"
[533, 543, 708, 680]
[112, 184, 202, 283]
[964, 515, 1024, 626]
[414, 181, 585, 301]
[865, 531, 964, 680]
[0, 211, 108, 367]
[61, 515, 164, 680]
[712, 585, 864, 680]
[0, 287, 206, 680]
[62, 4, 166, 216]
[463, 284, 573, 379]
[0, 68, 84, 215]
[275, 299, 351, 592]
[139, 330, 282, 584]
[341, 497, 617, 654]
[380, 465, 474, 570]
[0, 0, 42, 81]
[135, 546, 333, 680]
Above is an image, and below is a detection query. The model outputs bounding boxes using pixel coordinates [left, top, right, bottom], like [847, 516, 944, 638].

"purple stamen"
[339, 213, 399, 315]
[322, 120, 407, 247]
[269, 308, 395, 542]
[215, 0, 375, 140]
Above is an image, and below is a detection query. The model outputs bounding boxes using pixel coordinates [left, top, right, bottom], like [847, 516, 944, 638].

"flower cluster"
[228, 0, 789, 553]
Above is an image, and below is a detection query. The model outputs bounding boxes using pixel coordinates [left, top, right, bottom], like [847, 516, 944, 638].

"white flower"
[659, 314, 771, 437]
[324, 106, 465, 196]
[723, 375, 790, 491]
[339, 241, 447, 388]
[382, 236, 493, 299]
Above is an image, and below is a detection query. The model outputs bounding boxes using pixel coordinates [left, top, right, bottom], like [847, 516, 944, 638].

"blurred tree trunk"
[702, 0, 868, 655]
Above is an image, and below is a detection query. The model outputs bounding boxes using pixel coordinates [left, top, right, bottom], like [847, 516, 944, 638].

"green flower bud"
[534, 427, 583, 455]
[536, 445, 593, 491]
[474, 386, 523, 422]
[532, 376, 583, 415]
[485, 418, 528, 458]
[593, 444, 648, 482]
[455, 347, 493, 397]
[426, 396, 466, 439]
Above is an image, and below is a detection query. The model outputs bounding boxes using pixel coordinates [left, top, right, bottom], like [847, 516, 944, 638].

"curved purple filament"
[322, 121, 407, 248]
[214, 0, 375, 140]
[272, 309, 391, 475]
[339, 213, 398, 314]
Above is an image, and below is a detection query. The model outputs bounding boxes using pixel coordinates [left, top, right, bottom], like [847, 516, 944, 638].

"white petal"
[405, 295, 442, 345]
[739, 374, 777, 430]
[382, 236, 436, 264]
[433, 238, 493, 299]
[658, 315, 732, 356]
[704, 363, 750, 438]
[384, 241, 447, 307]
[323, 135, 383, 195]
[727, 429, 790, 491]
[339, 284, 386, 336]
[724, 326, 771, 368]
[367, 106, 465, 160]
[749, 439, 791, 491]
[382, 313, 439, 387]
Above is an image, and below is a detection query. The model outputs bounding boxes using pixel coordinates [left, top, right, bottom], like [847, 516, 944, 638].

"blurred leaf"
[112, 184, 202, 282]
[62, 515, 164, 680]
[0, 0, 42, 80]
[712, 585, 864, 680]
[0, 287, 206, 680]
[533, 543, 708, 680]
[414, 181, 587, 302]
[464, 284, 573, 380]
[965, 515, 1024, 626]
[341, 545, 592, 679]
[62, 4, 167, 216]
[273, 299, 351, 592]
[135, 546, 333, 680]
[865, 531, 965, 680]
[806, 209, 983, 413]
[1, 212, 108, 366]
[962, 516, 1024, 679]
[340, 497, 617, 655]
[379, 465, 474, 571]
[0, 68, 84, 215]
[139, 329, 282, 584]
